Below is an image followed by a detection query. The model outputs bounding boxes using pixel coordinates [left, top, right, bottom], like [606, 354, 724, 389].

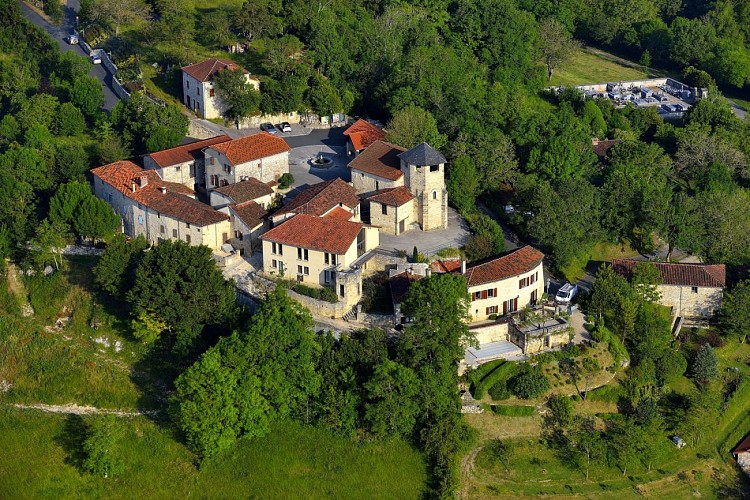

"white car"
[90, 53, 102, 64]
[555, 283, 578, 304]
[280, 122, 292, 133]
[65, 33, 79, 45]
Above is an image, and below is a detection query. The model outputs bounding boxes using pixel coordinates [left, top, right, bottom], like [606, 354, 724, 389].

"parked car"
[279, 122, 292, 133]
[65, 33, 79, 45]
[90, 52, 102, 65]
[671, 436, 686, 449]
[260, 122, 276, 134]
[555, 283, 578, 304]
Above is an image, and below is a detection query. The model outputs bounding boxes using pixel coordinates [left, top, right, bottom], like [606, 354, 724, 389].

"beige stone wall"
[351, 170, 403, 195]
[369, 200, 414, 235]
[401, 161, 447, 231]
[205, 149, 288, 188]
[143, 157, 201, 189]
[521, 330, 571, 354]
[261, 238, 357, 286]
[334, 267, 363, 308]
[467, 263, 544, 322]
[286, 288, 349, 318]
[224, 206, 266, 255]
[472, 322, 509, 344]
[657, 285, 723, 318]
[183, 72, 259, 120]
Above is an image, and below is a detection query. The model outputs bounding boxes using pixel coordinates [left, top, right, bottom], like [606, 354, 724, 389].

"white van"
[555, 283, 578, 304]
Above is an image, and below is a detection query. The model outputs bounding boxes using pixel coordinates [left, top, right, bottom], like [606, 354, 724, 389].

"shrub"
[509, 366, 550, 399]
[655, 349, 687, 385]
[488, 380, 511, 401]
[474, 363, 519, 399]
[278, 173, 294, 189]
[467, 360, 505, 386]
[292, 283, 338, 303]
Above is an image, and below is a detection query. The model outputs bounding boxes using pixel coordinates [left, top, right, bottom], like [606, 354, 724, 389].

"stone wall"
[286, 288, 349, 318]
[471, 321, 509, 344]
[369, 199, 414, 235]
[351, 170, 403, 195]
[188, 119, 220, 140]
[658, 284, 723, 318]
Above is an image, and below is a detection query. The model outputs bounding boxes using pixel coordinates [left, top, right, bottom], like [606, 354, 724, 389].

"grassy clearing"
[549, 50, 648, 87]
[0, 409, 426, 498]
[491, 405, 535, 417]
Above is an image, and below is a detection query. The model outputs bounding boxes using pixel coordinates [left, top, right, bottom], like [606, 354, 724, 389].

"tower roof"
[397, 142, 446, 166]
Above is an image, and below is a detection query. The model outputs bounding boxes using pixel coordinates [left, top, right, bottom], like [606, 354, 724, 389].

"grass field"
[549, 50, 649, 87]
[0, 410, 427, 498]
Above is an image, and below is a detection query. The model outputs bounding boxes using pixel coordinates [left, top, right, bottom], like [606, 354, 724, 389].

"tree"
[385, 105, 446, 150]
[127, 240, 237, 354]
[679, 385, 721, 446]
[199, 9, 237, 50]
[631, 262, 662, 303]
[609, 419, 641, 476]
[95, 0, 151, 36]
[306, 75, 343, 118]
[446, 156, 479, 213]
[655, 349, 687, 385]
[49, 181, 91, 228]
[539, 18, 579, 81]
[111, 92, 188, 154]
[74, 196, 120, 241]
[31, 219, 68, 271]
[509, 365, 550, 399]
[570, 416, 605, 481]
[691, 344, 719, 385]
[82, 415, 123, 478]
[55, 103, 86, 136]
[545, 394, 573, 428]
[487, 439, 514, 472]
[18, 93, 59, 131]
[213, 68, 261, 128]
[364, 359, 420, 438]
[721, 281, 750, 343]
[54, 140, 90, 183]
[70, 76, 104, 118]
[94, 234, 148, 299]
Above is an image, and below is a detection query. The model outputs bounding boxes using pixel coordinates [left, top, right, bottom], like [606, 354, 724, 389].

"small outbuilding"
[732, 433, 750, 475]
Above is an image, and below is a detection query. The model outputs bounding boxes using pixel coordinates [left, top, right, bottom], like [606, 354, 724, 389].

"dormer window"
[430, 165, 439, 172]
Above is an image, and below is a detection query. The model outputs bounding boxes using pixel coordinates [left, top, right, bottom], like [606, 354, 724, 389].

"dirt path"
[459, 445, 483, 499]
[5, 262, 33, 317]
[11, 403, 157, 417]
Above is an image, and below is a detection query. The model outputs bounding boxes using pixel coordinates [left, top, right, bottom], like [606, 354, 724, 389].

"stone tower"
[398, 143, 448, 231]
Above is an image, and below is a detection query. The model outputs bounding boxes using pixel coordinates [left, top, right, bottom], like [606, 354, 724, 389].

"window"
[185, 234, 191, 244]
[189, 164, 195, 178]
[519, 277, 530, 289]
[692, 286, 699, 293]
[209, 88, 215, 97]
[186, 81, 189, 89]
[224, 164, 231, 174]
[324, 270, 332, 283]
[272, 242, 283, 255]
[432, 190, 437, 199]
[175, 166, 181, 173]
[160, 225, 165, 234]
[304, 266, 309, 275]
[430, 165, 439, 172]
[222, 232, 228, 243]
[235, 230, 242, 240]
[486, 306, 498, 315]
[138, 215, 143, 225]
[272, 259, 277, 268]
[473, 291, 482, 301]
[325, 253, 329, 265]
[381, 204, 388, 215]
[197, 87, 200, 96]
[375, 181, 379, 190]
[157, 212, 161, 219]
[186, 223, 190, 229]
[172, 229, 178, 238]
[196, 102, 200, 110]
[297, 248, 308, 261]
[210, 174, 219, 187]
[488, 288, 497, 298]
[331, 254, 337, 265]
[340, 284, 345, 297]
[298, 265, 303, 274]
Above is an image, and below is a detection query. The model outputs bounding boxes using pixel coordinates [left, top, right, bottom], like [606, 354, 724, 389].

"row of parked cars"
[64, 32, 103, 64]
[261, 122, 292, 134]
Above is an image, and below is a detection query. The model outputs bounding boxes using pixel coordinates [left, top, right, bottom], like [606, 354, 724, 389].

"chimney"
[426, 268, 431, 278]
[131, 181, 136, 193]
[137, 175, 149, 188]
[159, 186, 167, 194]
[461, 260, 466, 275]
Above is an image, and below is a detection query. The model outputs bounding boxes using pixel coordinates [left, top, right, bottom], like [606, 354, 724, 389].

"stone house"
[143, 135, 230, 190]
[204, 133, 290, 189]
[181, 58, 259, 120]
[611, 259, 726, 319]
[209, 177, 276, 209]
[260, 213, 380, 309]
[221, 201, 268, 255]
[91, 161, 231, 251]
[270, 178, 360, 226]
[349, 140, 448, 232]
[732, 433, 750, 476]
[508, 314, 571, 354]
[464, 246, 545, 323]
[342, 118, 386, 157]
[365, 186, 414, 235]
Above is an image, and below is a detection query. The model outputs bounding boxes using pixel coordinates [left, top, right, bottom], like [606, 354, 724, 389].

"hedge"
[491, 405, 535, 417]
[291, 283, 338, 303]
[467, 360, 505, 385]
[473, 363, 519, 399]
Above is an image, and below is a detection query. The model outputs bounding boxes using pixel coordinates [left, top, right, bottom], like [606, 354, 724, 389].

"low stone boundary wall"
[286, 288, 348, 318]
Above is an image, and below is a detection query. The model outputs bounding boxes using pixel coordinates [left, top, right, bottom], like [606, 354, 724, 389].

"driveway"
[20, 1, 120, 111]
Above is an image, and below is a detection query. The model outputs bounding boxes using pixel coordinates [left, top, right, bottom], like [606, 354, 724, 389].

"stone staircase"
[343, 305, 359, 322]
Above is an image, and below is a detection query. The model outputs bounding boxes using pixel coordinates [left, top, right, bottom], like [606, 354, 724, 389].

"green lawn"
[549, 50, 649, 87]
[0, 409, 427, 498]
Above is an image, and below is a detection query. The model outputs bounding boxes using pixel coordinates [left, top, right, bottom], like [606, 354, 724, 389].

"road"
[19, 0, 120, 111]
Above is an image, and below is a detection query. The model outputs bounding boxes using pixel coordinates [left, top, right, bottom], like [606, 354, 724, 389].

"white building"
[143, 135, 230, 190]
[204, 133, 290, 189]
[181, 58, 260, 120]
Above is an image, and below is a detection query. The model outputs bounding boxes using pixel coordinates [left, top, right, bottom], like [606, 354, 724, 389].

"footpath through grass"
[0, 409, 426, 498]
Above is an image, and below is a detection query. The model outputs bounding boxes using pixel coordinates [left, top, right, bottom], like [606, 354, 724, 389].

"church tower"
[398, 143, 448, 231]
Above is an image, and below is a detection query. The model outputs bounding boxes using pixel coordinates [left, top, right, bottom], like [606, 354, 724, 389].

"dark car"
[260, 122, 276, 134]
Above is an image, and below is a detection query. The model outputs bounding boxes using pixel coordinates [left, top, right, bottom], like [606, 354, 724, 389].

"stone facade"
[205, 149, 288, 188]
[467, 263, 544, 322]
[471, 321, 510, 345]
[143, 156, 204, 190]
[223, 206, 266, 256]
[210, 189, 273, 209]
[93, 177, 231, 251]
[351, 170, 403, 195]
[509, 317, 571, 354]
[369, 199, 414, 235]
[401, 159, 448, 231]
[182, 71, 259, 120]
[657, 284, 723, 319]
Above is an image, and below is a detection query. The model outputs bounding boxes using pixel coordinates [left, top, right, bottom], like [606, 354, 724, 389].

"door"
[399, 219, 405, 234]
[530, 289, 538, 304]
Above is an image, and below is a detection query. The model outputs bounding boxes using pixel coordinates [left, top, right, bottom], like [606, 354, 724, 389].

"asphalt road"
[19, 1, 120, 111]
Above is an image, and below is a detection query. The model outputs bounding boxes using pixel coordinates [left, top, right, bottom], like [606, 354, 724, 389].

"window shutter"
[513, 297, 518, 311]
[494, 288, 498, 297]
[486, 307, 490, 315]
[519, 279, 524, 289]
[481, 290, 487, 299]
[503, 301, 507, 315]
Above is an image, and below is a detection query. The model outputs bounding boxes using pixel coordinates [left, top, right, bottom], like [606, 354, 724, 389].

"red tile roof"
[733, 433, 750, 454]
[325, 206, 355, 220]
[389, 271, 423, 304]
[464, 246, 545, 287]
[348, 140, 405, 181]
[209, 133, 290, 166]
[230, 201, 267, 229]
[343, 119, 386, 151]
[611, 259, 726, 288]
[430, 259, 463, 274]
[213, 177, 274, 204]
[181, 58, 249, 82]
[274, 178, 359, 218]
[146, 135, 231, 169]
[367, 186, 414, 207]
[591, 138, 622, 159]
[91, 161, 229, 227]
[261, 214, 362, 254]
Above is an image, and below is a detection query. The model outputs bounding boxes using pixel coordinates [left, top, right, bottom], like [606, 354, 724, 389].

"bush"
[467, 360, 505, 385]
[464, 212, 505, 261]
[278, 173, 294, 189]
[509, 365, 550, 399]
[292, 283, 338, 303]
[491, 405, 534, 417]
[655, 349, 687, 385]
[43, 0, 64, 24]
[488, 380, 511, 401]
[473, 363, 519, 399]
